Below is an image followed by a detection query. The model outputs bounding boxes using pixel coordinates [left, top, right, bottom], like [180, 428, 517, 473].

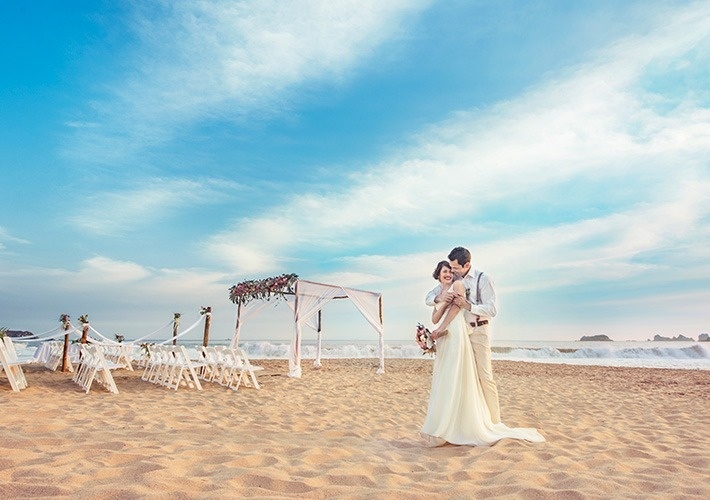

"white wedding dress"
[420, 297, 545, 446]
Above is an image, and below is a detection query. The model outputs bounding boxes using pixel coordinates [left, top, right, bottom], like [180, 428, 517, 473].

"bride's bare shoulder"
[452, 279, 466, 294]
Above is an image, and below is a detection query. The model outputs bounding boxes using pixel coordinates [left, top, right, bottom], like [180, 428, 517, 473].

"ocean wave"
[14, 339, 709, 369]
[236, 341, 710, 362]
[496, 344, 709, 360]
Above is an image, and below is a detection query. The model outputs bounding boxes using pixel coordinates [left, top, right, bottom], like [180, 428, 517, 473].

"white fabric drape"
[129, 319, 175, 344]
[285, 301, 322, 367]
[289, 280, 385, 377]
[285, 300, 319, 331]
[341, 287, 383, 334]
[340, 286, 385, 375]
[157, 316, 205, 344]
[289, 281, 344, 377]
[88, 325, 121, 344]
[230, 300, 272, 348]
[12, 325, 63, 342]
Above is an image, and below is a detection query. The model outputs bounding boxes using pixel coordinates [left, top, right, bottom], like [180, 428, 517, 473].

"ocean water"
[13, 338, 710, 371]
[232, 339, 710, 370]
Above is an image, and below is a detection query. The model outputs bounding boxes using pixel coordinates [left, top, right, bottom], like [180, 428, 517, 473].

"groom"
[425, 246, 501, 423]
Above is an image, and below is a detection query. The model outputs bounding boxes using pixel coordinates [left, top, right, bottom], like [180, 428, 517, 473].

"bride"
[420, 260, 545, 446]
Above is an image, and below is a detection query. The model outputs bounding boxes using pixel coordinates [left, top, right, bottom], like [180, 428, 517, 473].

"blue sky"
[1, 0, 708, 343]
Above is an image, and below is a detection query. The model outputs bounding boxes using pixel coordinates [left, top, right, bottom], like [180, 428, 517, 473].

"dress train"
[420, 307, 544, 446]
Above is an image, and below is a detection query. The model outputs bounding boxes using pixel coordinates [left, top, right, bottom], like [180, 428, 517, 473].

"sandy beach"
[1, 358, 708, 499]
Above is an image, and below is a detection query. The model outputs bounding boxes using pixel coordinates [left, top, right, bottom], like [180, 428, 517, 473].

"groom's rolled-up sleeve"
[425, 285, 441, 307]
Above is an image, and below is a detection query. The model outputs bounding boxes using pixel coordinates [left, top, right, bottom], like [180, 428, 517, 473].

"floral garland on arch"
[228, 273, 299, 306]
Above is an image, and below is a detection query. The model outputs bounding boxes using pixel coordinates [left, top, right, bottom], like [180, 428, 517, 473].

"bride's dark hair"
[433, 260, 451, 280]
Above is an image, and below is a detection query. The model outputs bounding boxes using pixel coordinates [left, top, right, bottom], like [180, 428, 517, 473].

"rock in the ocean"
[653, 334, 694, 341]
[579, 334, 612, 341]
[7, 330, 35, 338]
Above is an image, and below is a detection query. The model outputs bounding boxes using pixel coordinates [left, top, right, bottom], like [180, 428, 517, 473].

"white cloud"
[75, 256, 152, 283]
[66, 0, 431, 163]
[68, 177, 242, 235]
[314, 175, 710, 292]
[204, 3, 710, 276]
[0, 226, 30, 246]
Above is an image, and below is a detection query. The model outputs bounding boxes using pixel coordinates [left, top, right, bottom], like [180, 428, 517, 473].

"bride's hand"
[431, 329, 448, 340]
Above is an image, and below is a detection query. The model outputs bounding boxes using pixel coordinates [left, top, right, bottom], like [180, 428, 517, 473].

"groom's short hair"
[448, 246, 471, 265]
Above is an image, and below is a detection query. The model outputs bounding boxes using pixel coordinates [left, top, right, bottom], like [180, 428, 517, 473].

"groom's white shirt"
[425, 269, 498, 321]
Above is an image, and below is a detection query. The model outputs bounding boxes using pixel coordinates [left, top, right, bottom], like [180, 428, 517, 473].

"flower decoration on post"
[416, 323, 436, 355]
[77, 314, 90, 344]
[115, 334, 124, 343]
[228, 273, 299, 306]
[140, 342, 154, 356]
[200, 306, 211, 316]
[59, 313, 70, 325]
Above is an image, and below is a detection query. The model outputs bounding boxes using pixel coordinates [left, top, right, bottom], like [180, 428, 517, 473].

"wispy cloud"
[0, 226, 30, 247]
[65, 0, 431, 163]
[204, 3, 710, 278]
[314, 175, 710, 290]
[68, 177, 242, 236]
[75, 256, 152, 283]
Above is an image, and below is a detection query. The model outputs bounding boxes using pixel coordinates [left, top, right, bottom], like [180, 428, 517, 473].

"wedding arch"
[228, 274, 385, 378]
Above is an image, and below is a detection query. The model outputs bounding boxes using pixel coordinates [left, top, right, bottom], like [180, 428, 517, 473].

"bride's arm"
[431, 302, 448, 324]
[431, 281, 465, 338]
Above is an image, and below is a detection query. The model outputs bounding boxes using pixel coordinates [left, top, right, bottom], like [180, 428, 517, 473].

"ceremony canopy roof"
[229, 275, 384, 378]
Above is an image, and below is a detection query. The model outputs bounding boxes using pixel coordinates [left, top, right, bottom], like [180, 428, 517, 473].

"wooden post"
[202, 306, 212, 347]
[172, 313, 181, 346]
[379, 296, 383, 324]
[80, 322, 89, 344]
[61, 316, 71, 372]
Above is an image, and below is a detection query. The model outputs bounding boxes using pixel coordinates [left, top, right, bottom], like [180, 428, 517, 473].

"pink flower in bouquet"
[416, 323, 436, 355]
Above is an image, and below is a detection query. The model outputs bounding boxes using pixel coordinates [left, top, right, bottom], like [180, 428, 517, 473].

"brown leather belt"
[469, 320, 489, 327]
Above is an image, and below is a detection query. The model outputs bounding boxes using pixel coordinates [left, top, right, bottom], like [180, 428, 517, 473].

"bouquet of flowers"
[416, 323, 436, 355]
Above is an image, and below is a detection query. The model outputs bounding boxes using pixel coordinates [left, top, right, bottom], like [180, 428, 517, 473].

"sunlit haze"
[1, 1, 708, 343]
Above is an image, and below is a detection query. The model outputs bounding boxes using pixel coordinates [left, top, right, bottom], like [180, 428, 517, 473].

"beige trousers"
[468, 324, 501, 424]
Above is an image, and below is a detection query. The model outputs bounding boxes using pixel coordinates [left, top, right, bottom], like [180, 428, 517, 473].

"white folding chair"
[93, 346, 121, 394]
[194, 346, 215, 381]
[102, 344, 135, 371]
[72, 344, 120, 394]
[4, 337, 37, 364]
[148, 346, 171, 384]
[141, 344, 159, 381]
[215, 347, 241, 386]
[162, 345, 204, 391]
[44, 341, 64, 371]
[0, 338, 28, 391]
[229, 348, 264, 391]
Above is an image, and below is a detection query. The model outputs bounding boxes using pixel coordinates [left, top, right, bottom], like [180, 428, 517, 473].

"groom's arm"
[453, 273, 497, 318]
[424, 284, 443, 307]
